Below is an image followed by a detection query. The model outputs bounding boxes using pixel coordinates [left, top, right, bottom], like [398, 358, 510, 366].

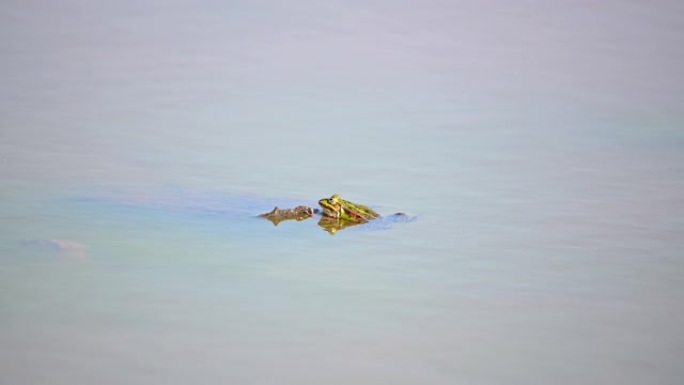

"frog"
[317, 194, 380, 223]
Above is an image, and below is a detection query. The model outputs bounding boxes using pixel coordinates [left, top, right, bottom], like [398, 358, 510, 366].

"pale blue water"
[2, 1, 684, 384]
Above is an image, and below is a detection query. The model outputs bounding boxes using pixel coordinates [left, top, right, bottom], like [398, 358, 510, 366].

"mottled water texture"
[1, 1, 683, 384]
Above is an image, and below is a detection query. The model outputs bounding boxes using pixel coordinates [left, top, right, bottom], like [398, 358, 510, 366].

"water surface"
[1, 1, 683, 384]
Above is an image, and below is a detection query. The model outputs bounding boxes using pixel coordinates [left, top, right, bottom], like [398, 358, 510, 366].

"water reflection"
[316, 216, 364, 235]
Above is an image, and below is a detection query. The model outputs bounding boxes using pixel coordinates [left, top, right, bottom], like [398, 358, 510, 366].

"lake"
[1, 1, 683, 384]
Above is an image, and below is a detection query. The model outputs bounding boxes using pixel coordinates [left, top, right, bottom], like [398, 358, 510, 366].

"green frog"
[317, 194, 380, 223]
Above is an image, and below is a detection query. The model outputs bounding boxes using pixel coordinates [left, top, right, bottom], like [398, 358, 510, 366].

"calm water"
[2, 1, 684, 384]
